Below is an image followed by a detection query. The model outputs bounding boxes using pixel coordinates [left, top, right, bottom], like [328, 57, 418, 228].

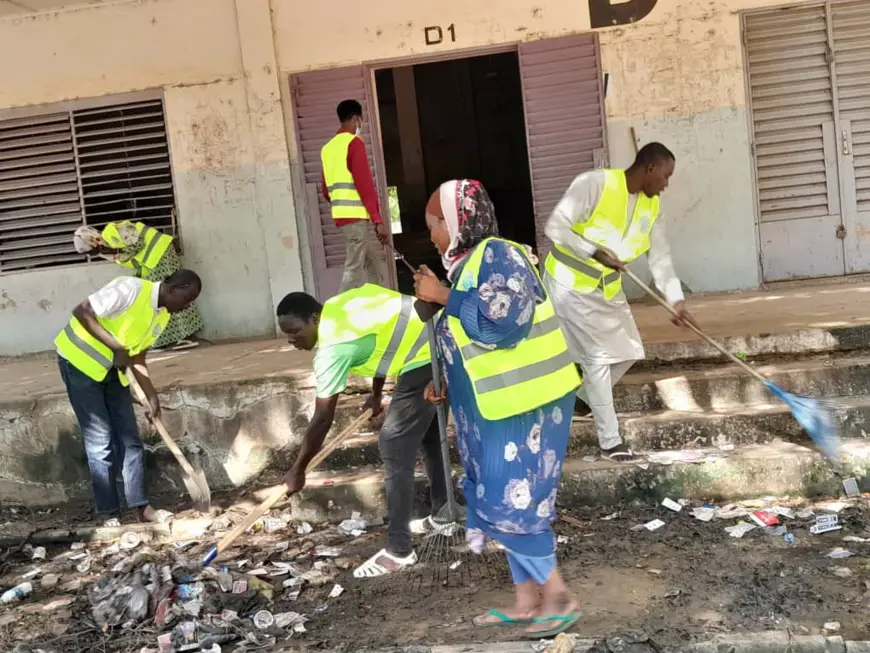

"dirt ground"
[1, 494, 869, 652]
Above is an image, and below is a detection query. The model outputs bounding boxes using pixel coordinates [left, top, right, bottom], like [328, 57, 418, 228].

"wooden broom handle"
[213, 409, 372, 553]
[621, 268, 769, 385]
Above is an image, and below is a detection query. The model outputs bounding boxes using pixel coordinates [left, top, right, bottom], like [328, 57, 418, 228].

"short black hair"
[336, 99, 362, 123]
[276, 292, 322, 321]
[165, 268, 202, 292]
[632, 142, 675, 168]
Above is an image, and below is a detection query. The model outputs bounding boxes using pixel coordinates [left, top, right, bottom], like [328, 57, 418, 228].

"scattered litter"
[663, 589, 682, 598]
[822, 502, 848, 514]
[582, 455, 598, 463]
[831, 566, 853, 578]
[263, 517, 287, 533]
[329, 583, 344, 598]
[70, 542, 86, 551]
[661, 498, 682, 513]
[600, 511, 620, 521]
[810, 515, 842, 535]
[843, 536, 870, 543]
[644, 519, 665, 532]
[824, 621, 841, 633]
[120, 531, 142, 550]
[232, 579, 248, 594]
[557, 535, 569, 544]
[296, 522, 314, 535]
[1, 582, 32, 603]
[691, 507, 716, 522]
[767, 506, 794, 519]
[843, 477, 860, 497]
[797, 508, 815, 520]
[273, 540, 291, 552]
[725, 523, 756, 538]
[784, 533, 796, 546]
[253, 610, 274, 629]
[315, 546, 342, 557]
[274, 611, 305, 628]
[31, 546, 46, 561]
[749, 511, 779, 528]
[40, 574, 59, 590]
[647, 448, 726, 466]
[339, 511, 367, 535]
[647, 569, 662, 575]
[827, 548, 854, 559]
[717, 505, 749, 520]
[765, 525, 788, 537]
[76, 558, 92, 573]
[18, 568, 41, 581]
[449, 561, 462, 570]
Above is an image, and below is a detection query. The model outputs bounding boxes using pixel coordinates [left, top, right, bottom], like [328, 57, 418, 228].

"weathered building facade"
[0, 0, 866, 355]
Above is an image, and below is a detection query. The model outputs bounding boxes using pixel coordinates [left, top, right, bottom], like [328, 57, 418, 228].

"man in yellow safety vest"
[542, 142, 698, 462]
[55, 269, 202, 525]
[320, 99, 390, 292]
[277, 284, 447, 578]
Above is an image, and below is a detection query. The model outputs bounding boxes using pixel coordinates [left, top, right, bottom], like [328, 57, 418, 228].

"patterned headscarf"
[427, 179, 499, 281]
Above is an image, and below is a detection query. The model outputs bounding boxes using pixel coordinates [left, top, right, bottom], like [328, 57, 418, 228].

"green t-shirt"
[313, 334, 429, 399]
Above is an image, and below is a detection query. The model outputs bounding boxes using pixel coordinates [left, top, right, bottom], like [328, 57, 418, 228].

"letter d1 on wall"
[588, 0, 658, 28]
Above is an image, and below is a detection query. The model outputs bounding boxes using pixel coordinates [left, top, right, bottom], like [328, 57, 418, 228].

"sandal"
[353, 549, 417, 578]
[602, 443, 637, 462]
[523, 611, 583, 639]
[473, 609, 534, 628]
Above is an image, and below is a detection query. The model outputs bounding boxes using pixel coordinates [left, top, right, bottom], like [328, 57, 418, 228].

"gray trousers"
[339, 221, 383, 292]
[380, 364, 448, 556]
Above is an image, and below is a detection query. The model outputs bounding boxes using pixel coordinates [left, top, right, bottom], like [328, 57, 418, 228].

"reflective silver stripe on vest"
[327, 182, 357, 192]
[63, 324, 113, 370]
[550, 248, 621, 287]
[403, 326, 428, 364]
[139, 227, 163, 265]
[459, 314, 562, 361]
[473, 349, 575, 394]
[375, 295, 414, 377]
[331, 199, 366, 207]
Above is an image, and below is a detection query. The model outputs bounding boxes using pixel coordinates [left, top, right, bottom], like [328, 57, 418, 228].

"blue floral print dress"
[436, 237, 575, 582]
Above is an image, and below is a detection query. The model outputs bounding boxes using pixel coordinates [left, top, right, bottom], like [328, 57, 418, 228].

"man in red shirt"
[320, 99, 389, 292]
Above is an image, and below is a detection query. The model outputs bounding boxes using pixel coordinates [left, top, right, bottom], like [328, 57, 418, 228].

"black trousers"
[379, 364, 448, 556]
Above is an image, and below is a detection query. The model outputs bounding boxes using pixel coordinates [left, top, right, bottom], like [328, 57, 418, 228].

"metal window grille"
[0, 96, 177, 273]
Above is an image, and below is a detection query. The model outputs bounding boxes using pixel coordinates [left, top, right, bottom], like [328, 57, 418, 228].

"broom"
[623, 267, 843, 463]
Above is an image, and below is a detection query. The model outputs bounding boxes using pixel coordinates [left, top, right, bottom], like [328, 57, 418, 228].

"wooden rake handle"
[126, 368, 199, 478]
[621, 268, 769, 385]
[207, 408, 373, 561]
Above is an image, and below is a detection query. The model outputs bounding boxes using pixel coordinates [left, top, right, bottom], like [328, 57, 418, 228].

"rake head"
[764, 381, 844, 464]
[411, 501, 509, 593]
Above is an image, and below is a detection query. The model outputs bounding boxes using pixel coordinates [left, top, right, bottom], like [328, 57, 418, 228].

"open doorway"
[375, 52, 535, 293]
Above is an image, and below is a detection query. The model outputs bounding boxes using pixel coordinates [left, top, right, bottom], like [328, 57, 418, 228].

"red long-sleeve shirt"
[320, 128, 382, 227]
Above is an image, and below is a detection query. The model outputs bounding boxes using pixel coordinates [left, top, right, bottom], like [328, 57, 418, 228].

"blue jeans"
[58, 357, 148, 515]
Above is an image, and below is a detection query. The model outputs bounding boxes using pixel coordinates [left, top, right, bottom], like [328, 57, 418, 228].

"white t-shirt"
[57, 277, 162, 360]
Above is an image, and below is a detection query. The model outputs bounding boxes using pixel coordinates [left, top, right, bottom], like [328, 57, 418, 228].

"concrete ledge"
[362, 635, 866, 653]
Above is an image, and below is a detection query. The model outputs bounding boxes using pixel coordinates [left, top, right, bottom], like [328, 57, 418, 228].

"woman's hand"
[413, 265, 450, 305]
[424, 378, 448, 405]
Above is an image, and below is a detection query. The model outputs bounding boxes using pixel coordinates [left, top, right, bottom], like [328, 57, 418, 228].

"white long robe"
[542, 170, 684, 366]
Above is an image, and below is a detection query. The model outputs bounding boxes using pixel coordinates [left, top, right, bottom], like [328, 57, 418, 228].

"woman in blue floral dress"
[413, 179, 581, 638]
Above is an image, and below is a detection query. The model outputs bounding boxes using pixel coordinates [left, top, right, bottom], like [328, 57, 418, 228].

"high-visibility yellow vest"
[54, 279, 169, 386]
[321, 132, 369, 221]
[102, 221, 172, 276]
[449, 237, 580, 421]
[318, 284, 432, 378]
[544, 169, 661, 300]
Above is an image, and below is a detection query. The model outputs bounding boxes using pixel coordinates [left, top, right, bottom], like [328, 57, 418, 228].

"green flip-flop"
[522, 611, 583, 639]
[472, 609, 534, 628]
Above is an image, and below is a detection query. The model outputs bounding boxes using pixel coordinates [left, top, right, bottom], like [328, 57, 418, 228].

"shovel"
[126, 368, 212, 512]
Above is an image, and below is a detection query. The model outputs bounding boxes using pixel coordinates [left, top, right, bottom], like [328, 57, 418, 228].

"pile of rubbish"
[0, 507, 373, 653]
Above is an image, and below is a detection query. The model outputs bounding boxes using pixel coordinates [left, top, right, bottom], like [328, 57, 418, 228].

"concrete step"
[283, 439, 870, 518]
[316, 395, 870, 473]
[611, 351, 870, 413]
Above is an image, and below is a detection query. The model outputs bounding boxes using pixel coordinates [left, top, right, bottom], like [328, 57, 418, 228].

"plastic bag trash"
[725, 523, 756, 538]
[827, 548, 854, 559]
[717, 505, 749, 520]
[661, 498, 682, 513]
[328, 584, 344, 598]
[296, 522, 313, 535]
[274, 611, 304, 628]
[644, 520, 665, 532]
[768, 506, 794, 519]
[691, 507, 716, 522]
[338, 517, 367, 535]
[182, 600, 202, 616]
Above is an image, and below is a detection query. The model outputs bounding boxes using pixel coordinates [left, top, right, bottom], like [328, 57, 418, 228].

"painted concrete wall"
[272, 0, 796, 297]
[0, 0, 303, 356]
